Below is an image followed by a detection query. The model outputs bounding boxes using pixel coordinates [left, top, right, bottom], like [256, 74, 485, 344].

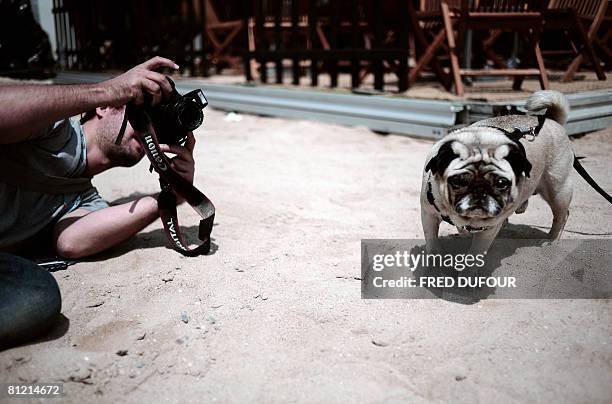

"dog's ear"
[505, 143, 532, 179]
[425, 141, 459, 176]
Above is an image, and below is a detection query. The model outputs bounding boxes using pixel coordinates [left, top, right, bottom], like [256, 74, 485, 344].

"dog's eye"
[448, 175, 469, 189]
[494, 177, 511, 190]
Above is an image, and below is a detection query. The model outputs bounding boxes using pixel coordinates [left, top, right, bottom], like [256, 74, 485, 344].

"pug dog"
[420, 90, 574, 255]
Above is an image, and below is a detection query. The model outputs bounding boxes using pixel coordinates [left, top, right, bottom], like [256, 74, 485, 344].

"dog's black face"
[447, 168, 512, 219]
[426, 139, 532, 224]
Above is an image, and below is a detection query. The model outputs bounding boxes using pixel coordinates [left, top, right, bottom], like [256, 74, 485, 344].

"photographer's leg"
[0, 253, 61, 350]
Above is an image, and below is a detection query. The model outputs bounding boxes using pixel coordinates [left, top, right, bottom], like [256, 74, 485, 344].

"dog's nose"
[473, 188, 487, 199]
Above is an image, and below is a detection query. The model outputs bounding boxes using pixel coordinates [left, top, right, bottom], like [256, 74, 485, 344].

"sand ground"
[1, 108, 611, 403]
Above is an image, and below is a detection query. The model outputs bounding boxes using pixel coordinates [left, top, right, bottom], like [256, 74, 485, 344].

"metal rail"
[55, 71, 611, 138]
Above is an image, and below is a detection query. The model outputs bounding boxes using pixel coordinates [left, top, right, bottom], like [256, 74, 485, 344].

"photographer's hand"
[102, 56, 178, 106]
[159, 131, 196, 204]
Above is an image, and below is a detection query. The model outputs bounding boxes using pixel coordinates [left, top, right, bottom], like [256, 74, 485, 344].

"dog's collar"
[459, 224, 493, 233]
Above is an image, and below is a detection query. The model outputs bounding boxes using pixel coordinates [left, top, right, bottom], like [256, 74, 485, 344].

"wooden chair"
[597, 4, 612, 68]
[407, 0, 459, 89]
[196, 0, 243, 71]
[408, 0, 550, 93]
[542, 0, 608, 81]
[247, 1, 369, 85]
[595, 3, 612, 69]
[440, 0, 550, 95]
[246, 6, 321, 82]
[337, 1, 411, 89]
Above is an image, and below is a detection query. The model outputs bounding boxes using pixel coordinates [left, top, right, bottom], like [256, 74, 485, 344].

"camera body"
[146, 77, 208, 145]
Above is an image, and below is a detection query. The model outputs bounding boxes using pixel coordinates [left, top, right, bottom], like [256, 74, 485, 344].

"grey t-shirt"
[0, 118, 109, 250]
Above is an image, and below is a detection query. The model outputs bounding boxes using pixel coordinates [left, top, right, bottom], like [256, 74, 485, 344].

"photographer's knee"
[0, 254, 62, 347]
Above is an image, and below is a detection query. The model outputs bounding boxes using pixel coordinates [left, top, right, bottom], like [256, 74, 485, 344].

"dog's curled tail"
[525, 90, 570, 125]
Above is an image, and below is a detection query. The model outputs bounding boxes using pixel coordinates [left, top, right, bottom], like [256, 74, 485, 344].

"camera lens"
[176, 99, 204, 131]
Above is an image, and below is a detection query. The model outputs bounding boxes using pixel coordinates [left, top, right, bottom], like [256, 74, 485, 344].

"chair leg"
[206, 30, 222, 53]
[512, 68, 525, 91]
[441, 3, 463, 96]
[512, 32, 530, 91]
[483, 30, 507, 69]
[534, 42, 549, 90]
[409, 28, 446, 85]
[512, 29, 548, 91]
[210, 27, 243, 61]
[562, 54, 583, 82]
[217, 27, 243, 59]
[406, 3, 451, 90]
[247, 20, 259, 80]
[315, 24, 330, 50]
[593, 27, 612, 67]
[359, 66, 371, 82]
[562, 11, 606, 82]
[596, 27, 612, 65]
[482, 30, 502, 51]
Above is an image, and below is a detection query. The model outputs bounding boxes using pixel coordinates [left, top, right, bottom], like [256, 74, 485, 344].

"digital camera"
[146, 77, 208, 145]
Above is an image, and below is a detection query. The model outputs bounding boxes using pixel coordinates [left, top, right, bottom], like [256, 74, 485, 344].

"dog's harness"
[471, 114, 546, 145]
[426, 114, 546, 233]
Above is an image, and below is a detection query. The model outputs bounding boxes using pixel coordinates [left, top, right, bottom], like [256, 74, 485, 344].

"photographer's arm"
[52, 196, 159, 259]
[0, 56, 177, 144]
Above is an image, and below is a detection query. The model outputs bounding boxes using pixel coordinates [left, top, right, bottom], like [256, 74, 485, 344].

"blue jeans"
[0, 253, 61, 349]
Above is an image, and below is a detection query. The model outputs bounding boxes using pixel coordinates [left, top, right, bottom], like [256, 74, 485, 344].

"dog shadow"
[412, 223, 550, 304]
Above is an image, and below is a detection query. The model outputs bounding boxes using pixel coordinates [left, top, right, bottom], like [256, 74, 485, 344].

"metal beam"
[55, 72, 459, 139]
[54, 72, 611, 137]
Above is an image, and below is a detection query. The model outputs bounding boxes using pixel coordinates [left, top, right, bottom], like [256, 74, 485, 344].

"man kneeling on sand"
[0, 57, 196, 349]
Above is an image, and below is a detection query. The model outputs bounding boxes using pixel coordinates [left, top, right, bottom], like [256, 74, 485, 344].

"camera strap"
[123, 104, 215, 256]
